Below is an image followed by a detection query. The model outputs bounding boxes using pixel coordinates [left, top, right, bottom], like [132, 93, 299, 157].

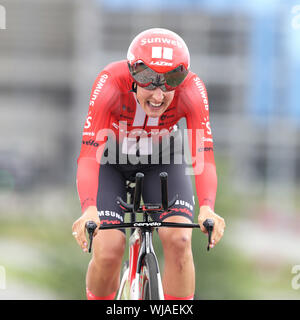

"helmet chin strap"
[129, 82, 137, 93]
[129, 82, 141, 105]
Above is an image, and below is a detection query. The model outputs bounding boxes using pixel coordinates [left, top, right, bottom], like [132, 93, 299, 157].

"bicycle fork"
[136, 229, 164, 300]
[117, 228, 164, 300]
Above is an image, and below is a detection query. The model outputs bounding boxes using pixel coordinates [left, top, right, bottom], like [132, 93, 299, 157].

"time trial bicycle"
[85, 172, 214, 300]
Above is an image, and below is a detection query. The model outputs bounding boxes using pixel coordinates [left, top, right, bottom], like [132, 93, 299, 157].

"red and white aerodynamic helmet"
[127, 28, 190, 73]
[127, 28, 190, 91]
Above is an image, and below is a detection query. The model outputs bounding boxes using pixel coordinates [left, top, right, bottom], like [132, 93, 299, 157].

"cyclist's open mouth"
[147, 101, 164, 110]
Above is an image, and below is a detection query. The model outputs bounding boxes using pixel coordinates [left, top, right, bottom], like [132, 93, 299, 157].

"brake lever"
[116, 196, 133, 211]
[85, 221, 98, 253]
[203, 219, 214, 251]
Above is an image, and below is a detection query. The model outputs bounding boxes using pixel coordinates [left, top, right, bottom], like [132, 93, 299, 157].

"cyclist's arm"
[180, 74, 217, 211]
[180, 74, 226, 247]
[76, 69, 119, 213]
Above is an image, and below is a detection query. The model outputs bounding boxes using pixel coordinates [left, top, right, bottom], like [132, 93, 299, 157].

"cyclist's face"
[136, 85, 175, 118]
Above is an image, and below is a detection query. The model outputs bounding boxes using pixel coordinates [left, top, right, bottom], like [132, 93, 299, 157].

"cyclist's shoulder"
[178, 70, 206, 91]
[94, 60, 131, 90]
[175, 70, 209, 113]
[103, 60, 129, 75]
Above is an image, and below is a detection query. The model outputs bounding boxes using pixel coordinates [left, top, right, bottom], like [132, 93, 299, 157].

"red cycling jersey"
[77, 60, 217, 213]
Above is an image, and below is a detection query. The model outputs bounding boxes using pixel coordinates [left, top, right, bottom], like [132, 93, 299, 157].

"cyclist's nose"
[150, 87, 164, 103]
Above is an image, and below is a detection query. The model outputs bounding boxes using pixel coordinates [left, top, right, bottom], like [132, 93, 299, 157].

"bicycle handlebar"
[133, 172, 143, 213]
[116, 195, 178, 212]
[85, 221, 97, 253]
[85, 172, 214, 253]
[203, 219, 214, 251]
[160, 172, 168, 211]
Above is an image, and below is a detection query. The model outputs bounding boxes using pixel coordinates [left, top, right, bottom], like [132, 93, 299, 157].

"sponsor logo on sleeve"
[82, 139, 99, 147]
[193, 77, 209, 111]
[201, 117, 212, 135]
[84, 115, 92, 129]
[89, 73, 109, 107]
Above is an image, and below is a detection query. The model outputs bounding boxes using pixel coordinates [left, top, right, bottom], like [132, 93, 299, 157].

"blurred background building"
[1, 0, 299, 207]
[0, 0, 299, 299]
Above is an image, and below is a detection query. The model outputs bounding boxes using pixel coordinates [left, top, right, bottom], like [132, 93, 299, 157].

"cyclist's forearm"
[77, 158, 100, 213]
[194, 162, 217, 211]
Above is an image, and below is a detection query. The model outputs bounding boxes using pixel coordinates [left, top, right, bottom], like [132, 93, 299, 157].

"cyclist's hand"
[198, 206, 225, 249]
[72, 206, 100, 253]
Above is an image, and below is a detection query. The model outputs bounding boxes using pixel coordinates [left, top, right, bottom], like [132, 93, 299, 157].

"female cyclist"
[72, 28, 226, 300]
